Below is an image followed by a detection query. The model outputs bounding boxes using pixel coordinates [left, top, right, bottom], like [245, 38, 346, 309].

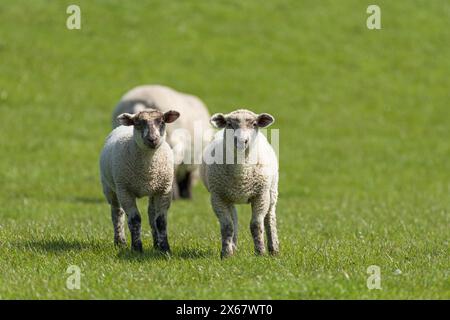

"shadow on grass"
[64, 196, 104, 204]
[178, 247, 215, 259]
[117, 247, 214, 261]
[15, 238, 215, 260]
[15, 238, 103, 253]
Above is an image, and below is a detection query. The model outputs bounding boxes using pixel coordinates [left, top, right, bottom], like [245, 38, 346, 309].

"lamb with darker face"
[100, 109, 180, 252]
[111, 85, 213, 200]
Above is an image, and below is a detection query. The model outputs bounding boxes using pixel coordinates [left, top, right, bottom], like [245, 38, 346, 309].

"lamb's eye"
[135, 122, 144, 130]
[253, 122, 258, 128]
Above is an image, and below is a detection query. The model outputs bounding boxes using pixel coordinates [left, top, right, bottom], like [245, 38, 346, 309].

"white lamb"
[100, 109, 180, 252]
[201, 109, 279, 258]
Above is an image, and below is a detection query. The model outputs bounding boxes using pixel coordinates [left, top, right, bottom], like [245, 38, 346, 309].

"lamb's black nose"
[146, 137, 157, 147]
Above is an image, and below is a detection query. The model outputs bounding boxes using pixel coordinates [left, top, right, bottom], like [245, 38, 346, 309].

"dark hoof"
[131, 241, 143, 252]
[156, 242, 171, 253]
[179, 186, 192, 199]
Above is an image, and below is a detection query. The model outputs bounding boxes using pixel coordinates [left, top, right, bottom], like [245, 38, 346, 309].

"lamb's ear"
[117, 113, 136, 126]
[163, 110, 180, 123]
[210, 113, 227, 128]
[256, 113, 274, 128]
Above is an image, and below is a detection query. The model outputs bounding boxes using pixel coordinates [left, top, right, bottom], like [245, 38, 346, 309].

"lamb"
[100, 109, 180, 252]
[200, 109, 279, 258]
[111, 85, 213, 199]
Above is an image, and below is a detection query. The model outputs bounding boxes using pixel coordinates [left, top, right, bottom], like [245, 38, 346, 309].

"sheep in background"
[201, 109, 279, 258]
[111, 85, 213, 199]
[100, 109, 180, 252]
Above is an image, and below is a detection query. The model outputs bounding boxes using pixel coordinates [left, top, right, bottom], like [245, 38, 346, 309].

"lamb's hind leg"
[111, 205, 126, 246]
[178, 171, 193, 199]
[264, 199, 279, 255]
[104, 188, 126, 246]
[172, 175, 180, 200]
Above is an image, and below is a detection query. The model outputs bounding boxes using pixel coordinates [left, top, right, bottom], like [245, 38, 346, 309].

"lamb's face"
[211, 109, 274, 151]
[117, 110, 180, 149]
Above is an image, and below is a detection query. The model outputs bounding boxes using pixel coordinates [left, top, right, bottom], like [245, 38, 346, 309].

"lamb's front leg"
[250, 194, 270, 255]
[118, 192, 143, 252]
[231, 206, 238, 251]
[211, 194, 235, 259]
[152, 193, 172, 253]
[147, 196, 158, 249]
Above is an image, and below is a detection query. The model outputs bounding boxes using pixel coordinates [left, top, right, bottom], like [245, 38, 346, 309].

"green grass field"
[0, 0, 449, 299]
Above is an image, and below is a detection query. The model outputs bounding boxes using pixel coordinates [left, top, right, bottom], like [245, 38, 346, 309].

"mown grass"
[0, 0, 449, 299]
